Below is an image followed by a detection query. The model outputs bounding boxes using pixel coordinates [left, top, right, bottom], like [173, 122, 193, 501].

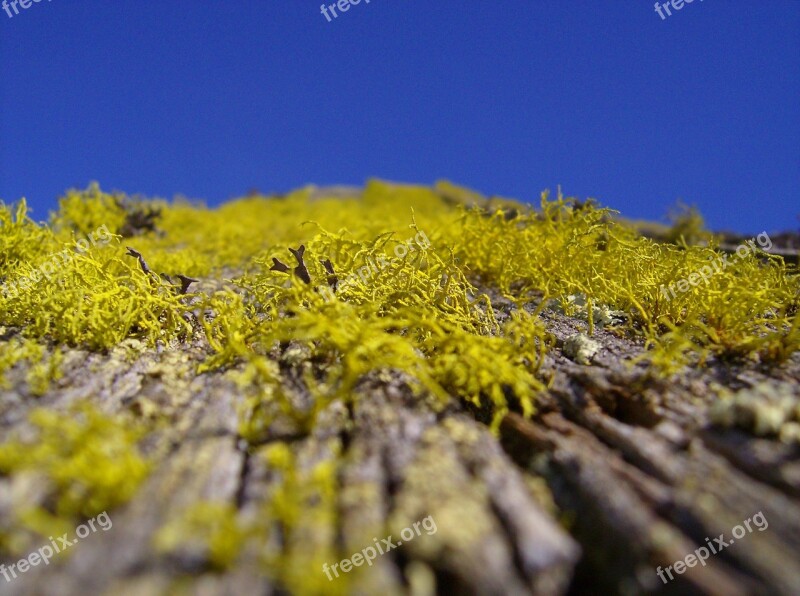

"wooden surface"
[1, 290, 799, 596]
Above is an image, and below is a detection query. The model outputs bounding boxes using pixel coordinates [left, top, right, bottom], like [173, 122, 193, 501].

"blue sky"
[1, 1, 798, 234]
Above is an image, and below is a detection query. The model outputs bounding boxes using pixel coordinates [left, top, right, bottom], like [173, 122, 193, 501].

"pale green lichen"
[709, 382, 800, 444]
[563, 333, 602, 365]
[551, 293, 627, 334]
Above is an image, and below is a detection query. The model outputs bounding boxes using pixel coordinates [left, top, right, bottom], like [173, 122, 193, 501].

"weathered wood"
[1, 300, 799, 596]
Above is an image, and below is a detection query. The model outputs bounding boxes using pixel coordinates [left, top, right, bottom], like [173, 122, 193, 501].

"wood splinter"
[288, 245, 311, 284]
[127, 248, 197, 294]
[125, 247, 152, 276]
[271, 245, 312, 284]
[320, 258, 338, 290]
[269, 258, 290, 273]
[174, 274, 199, 295]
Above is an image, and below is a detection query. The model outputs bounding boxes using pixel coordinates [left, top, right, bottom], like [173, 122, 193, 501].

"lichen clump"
[710, 382, 800, 444]
[563, 333, 601, 365]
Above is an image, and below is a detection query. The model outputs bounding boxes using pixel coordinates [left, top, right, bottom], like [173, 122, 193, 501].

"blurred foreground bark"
[1, 297, 799, 596]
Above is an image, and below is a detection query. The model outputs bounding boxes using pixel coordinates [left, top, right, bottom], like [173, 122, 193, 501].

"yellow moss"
[155, 442, 346, 594]
[0, 198, 57, 272]
[4, 179, 796, 585]
[664, 200, 714, 246]
[52, 182, 128, 237]
[0, 336, 62, 395]
[2, 180, 798, 419]
[0, 404, 150, 517]
[154, 502, 247, 571]
[0, 404, 151, 554]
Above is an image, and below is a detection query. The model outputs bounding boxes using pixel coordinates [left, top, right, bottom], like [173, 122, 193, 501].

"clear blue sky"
[1, 1, 798, 234]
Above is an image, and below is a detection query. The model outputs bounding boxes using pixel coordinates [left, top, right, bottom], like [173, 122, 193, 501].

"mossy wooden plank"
[1, 182, 798, 594]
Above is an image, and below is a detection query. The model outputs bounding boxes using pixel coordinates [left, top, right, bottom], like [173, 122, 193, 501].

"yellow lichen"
[0, 404, 151, 554]
[1, 180, 798, 588]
